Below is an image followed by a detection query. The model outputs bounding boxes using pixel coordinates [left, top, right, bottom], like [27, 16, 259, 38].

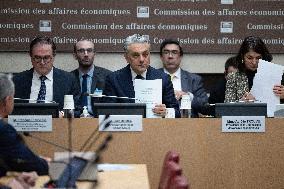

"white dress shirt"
[130, 67, 147, 86]
[30, 68, 53, 103]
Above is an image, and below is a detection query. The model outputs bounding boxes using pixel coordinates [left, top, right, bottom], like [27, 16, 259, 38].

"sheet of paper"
[134, 79, 162, 118]
[251, 60, 284, 117]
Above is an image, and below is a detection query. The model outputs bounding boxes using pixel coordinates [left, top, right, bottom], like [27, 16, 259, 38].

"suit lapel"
[91, 67, 98, 93]
[122, 65, 135, 98]
[181, 69, 190, 92]
[23, 69, 33, 99]
[53, 68, 61, 103]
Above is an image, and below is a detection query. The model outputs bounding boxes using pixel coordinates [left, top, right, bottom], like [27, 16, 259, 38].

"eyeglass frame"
[162, 50, 180, 56]
[32, 55, 53, 63]
[76, 48, 95, 54]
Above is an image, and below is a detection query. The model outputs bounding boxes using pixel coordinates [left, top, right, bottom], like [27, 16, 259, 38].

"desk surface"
[0, 164, 149, 189]
[24, 118, 284, 189]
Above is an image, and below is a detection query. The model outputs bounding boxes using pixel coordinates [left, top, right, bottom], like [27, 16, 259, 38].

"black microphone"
[23, 132, 70, 151]
[79, 114, 111, 151]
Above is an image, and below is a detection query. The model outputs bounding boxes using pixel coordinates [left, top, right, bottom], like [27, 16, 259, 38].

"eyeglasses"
[162, 50, 180, 56]
[76, 48, 94, 54]
[32, 55, 53, 63]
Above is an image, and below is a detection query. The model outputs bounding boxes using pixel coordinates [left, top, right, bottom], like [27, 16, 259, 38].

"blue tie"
[82, 74, 88, 107]
[37, 75, 47, 103]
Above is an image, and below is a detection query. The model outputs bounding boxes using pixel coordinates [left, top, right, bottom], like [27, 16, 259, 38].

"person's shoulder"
[0, 121, 17, 141]
[70, 68, 78, 75]
[181, 69, 202, 80]
[54, 67, 75, 77]
[149, 66, 168, 77]
[94, 66, 112, 74]
[227, 71, 245, 80]
[13, 69, 33, 80]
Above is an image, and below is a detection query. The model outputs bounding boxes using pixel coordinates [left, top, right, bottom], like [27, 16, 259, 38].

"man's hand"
[240, 92, 255, 102]
[174, 91, 187, 101]
[152, 104, 167, 117]
[273, 85, 284, 99]
[7, 172, 38, 189]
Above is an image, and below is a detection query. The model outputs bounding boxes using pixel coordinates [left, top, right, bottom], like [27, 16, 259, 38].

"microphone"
[79, 114, 111, 152]
[23, 132, 70, 151]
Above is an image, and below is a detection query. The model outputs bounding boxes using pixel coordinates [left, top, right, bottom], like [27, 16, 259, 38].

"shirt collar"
[130, 67, 147, 80]
[164, 67, 181, 79]
[79, 64, 94, 78]
[34, 67, 53, 81]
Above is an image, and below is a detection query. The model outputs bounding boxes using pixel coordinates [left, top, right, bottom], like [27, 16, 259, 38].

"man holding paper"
[103, 34, 180, 118]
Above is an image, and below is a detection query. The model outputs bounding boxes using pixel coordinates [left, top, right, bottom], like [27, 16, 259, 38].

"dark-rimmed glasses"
[76, 48, 94, 54]
[32, 55, 53, 63]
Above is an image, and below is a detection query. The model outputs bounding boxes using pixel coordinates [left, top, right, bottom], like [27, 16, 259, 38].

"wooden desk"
[0, 164, 149, 189]
[24, 118, 284, 189]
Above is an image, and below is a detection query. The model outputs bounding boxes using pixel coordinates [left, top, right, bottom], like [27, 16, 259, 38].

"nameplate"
[99, 115, 142, 132]
[8, 115, 52, 132]
[222, 116, 265, 133]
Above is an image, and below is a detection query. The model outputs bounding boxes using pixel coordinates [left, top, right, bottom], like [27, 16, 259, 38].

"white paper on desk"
[134, 79, 162, 118]
[251, 59, 284, 117]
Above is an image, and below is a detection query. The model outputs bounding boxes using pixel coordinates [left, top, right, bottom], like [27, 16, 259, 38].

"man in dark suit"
[103, 34, 180, 118]
[159, 39, 208, 117]
[0, 74, 48, 177]
[13, 37, 81, 116]
[71, 39, 111, 116]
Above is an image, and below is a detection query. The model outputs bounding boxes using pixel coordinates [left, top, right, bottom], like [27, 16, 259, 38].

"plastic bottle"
[180, 94, 192, 118]
[80, 106, 92, 118]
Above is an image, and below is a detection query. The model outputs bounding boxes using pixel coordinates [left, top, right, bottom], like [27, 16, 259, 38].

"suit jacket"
[71, 66, 112, 114]
[103, 65, 180, 118]
[208, 77, 227, 116]
[0, 120, 48, 177]
[13, 67, 81, 112]
[159, 68, 208, 117]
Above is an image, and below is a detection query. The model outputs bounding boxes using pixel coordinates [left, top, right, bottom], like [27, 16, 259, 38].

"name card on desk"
[8, 115, 52, 132]
[99, 115, 142, 132]
[222, 116, 265, 133]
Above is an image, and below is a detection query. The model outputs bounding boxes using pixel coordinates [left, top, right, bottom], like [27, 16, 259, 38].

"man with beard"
[71, 39, 111, 115]
[159, 39, 208, 117]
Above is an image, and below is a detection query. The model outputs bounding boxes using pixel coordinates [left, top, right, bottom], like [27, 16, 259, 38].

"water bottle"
[80, 106, 92, 118]
[180, 94, 191, 118]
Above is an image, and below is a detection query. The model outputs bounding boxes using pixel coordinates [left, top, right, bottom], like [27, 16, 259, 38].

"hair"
[236, 36, 272, 72]
[0, 73, 14, 103]
[159, 39, 184, 56]
[73, 39, 95, 54]
[123, 34, 150, 51]
[224, 56, 238, 71]
[29, 36, 56, 57]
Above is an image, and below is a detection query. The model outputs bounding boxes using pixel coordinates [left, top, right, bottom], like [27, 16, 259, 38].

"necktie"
[82, 74, 88, 107]
[170, 74, 175, 81]
[37, 75, 47, 103]
[135, 75, 144, 80]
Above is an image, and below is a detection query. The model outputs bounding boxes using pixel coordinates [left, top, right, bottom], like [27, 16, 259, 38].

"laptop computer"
[215, 103, 267, 117]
